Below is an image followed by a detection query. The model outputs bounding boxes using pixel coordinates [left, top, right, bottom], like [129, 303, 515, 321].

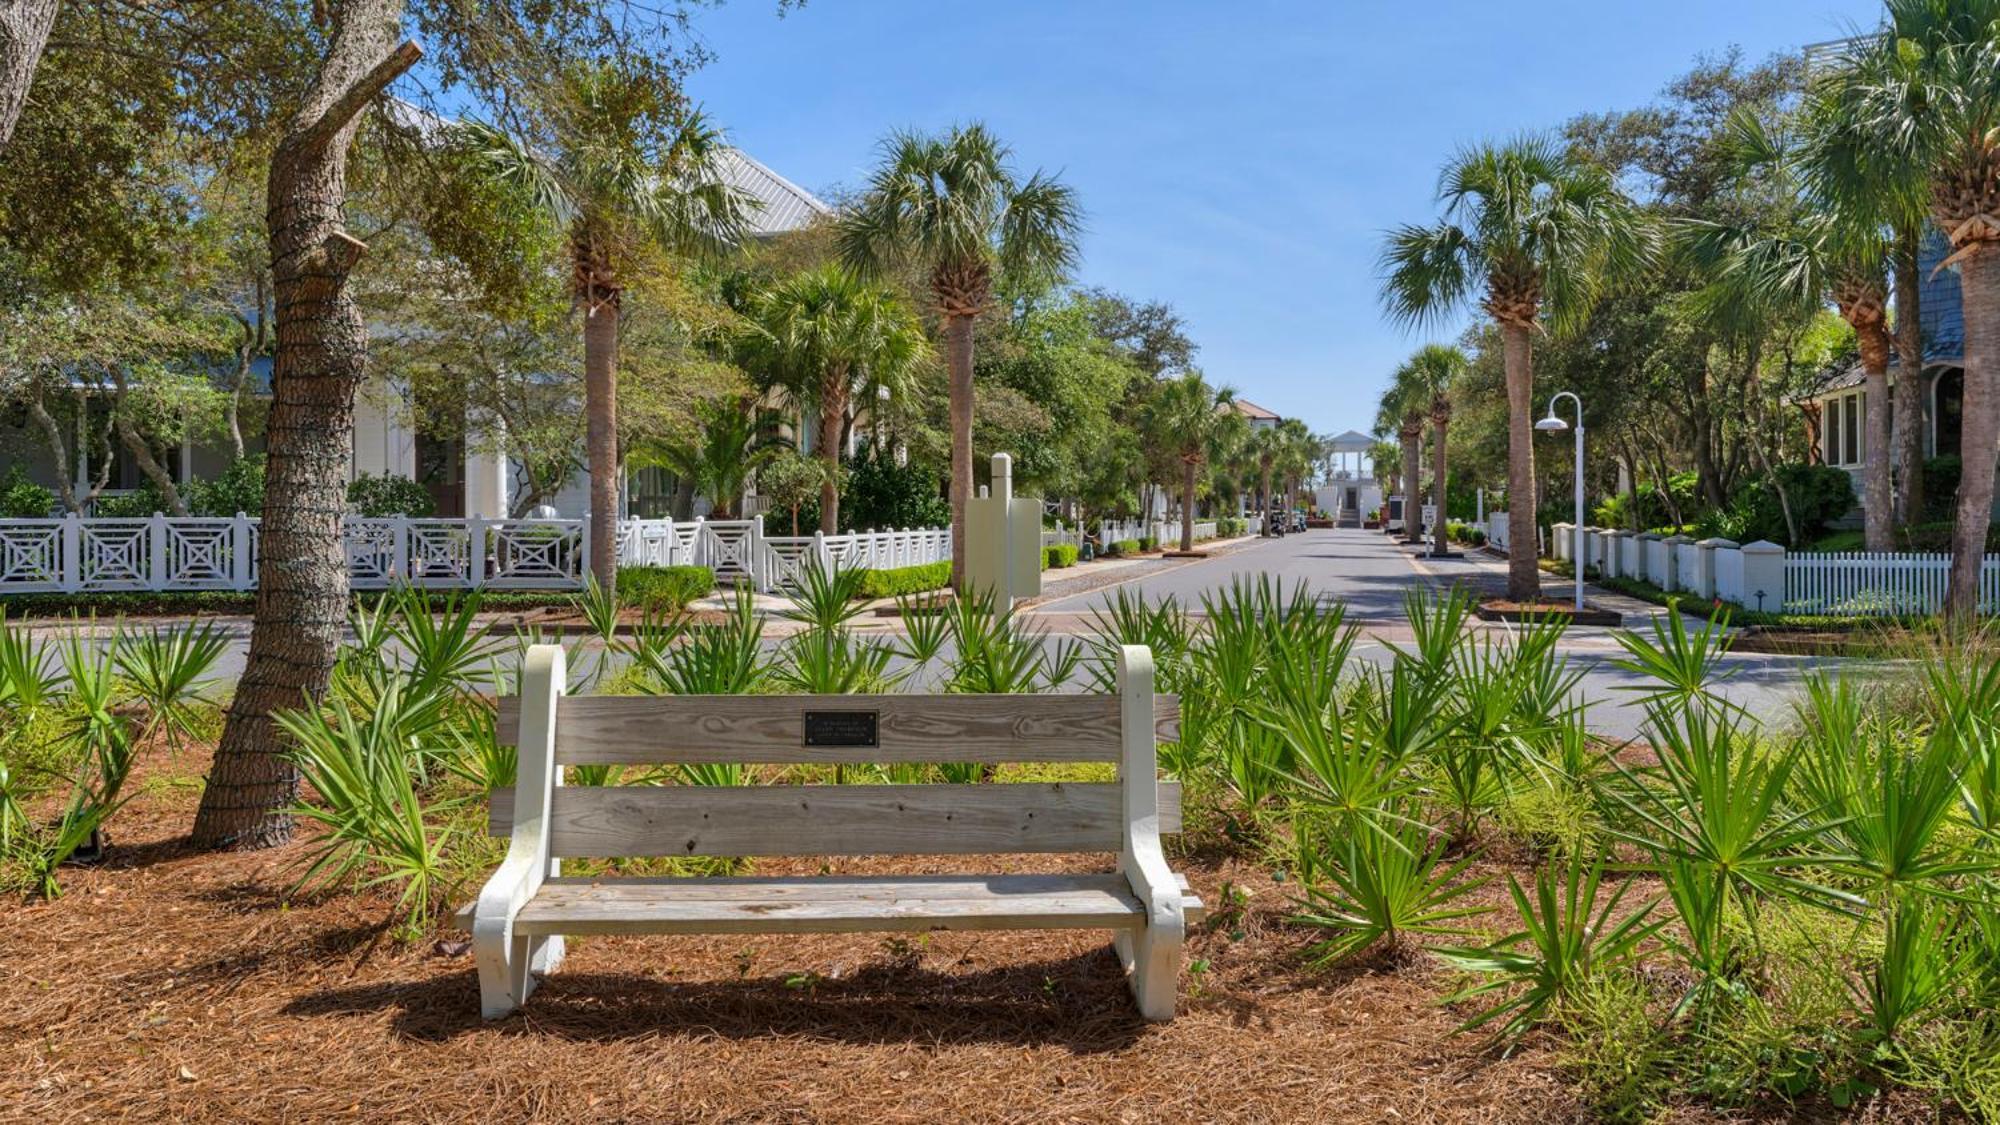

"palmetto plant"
[112, 621, 229, 758]
[1435, 852, 1662, 1042]
[634, 586, 767, 787]
[645, 395, 786, 520]
[1608, 607, 1738, 713]
[387, 586, 500, 705]
[278, 677, 456, 934]
[1808, 3, 2000, 619]
[17, 634, 139, 900]
[1381, 134, 1652, 600]
[1141, 371, 1244, 552]
[840, 123, 1081, 588]
[744, 264, 929, 533]
[460, 64, 751, 587]
[0, 609, 59, 719]
[1292, 802, 1490, 966]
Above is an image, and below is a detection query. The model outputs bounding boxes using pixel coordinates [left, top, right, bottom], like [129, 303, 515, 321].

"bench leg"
[529, 934, 566, 976]
[1114, 920, 1182, 1022]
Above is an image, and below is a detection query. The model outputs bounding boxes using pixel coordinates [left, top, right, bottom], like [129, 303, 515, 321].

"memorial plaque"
[803, 710, 879, 748]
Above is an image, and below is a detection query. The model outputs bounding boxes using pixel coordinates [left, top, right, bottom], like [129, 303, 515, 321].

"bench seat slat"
[510, 873, 1207, 936]
[494, 693, 1182, 764]
[545, 783, 1135, 858]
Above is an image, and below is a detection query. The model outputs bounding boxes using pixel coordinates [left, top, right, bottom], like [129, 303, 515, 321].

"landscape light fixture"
[1538, 392, 1586, 612]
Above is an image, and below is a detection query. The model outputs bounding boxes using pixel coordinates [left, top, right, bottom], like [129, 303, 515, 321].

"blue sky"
[680, 0, 1879, 437]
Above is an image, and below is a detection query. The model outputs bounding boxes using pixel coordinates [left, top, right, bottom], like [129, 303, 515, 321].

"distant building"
[1314, 429, 1383, 528]
[1231, 399, 1282, 430]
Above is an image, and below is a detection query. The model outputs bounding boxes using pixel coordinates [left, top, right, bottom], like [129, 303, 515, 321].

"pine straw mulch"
[0, 748, 1945, 1124]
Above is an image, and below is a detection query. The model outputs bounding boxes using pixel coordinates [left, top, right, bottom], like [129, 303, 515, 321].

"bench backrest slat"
[539, 782, 1125, 858]
[486, 780, 1185, 838]
[494, 692, 1181, 765]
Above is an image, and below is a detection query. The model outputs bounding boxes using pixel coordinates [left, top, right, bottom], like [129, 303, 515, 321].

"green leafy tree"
[839, 124, 1081, 589]
[1405, 344, 1468, 556]
[1382, 135, 1652, 600]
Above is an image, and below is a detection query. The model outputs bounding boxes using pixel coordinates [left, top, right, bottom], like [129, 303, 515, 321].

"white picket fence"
[1528, 519, 2000, 617]
[1785, 552, 2000, 616]
[0, 513, 952, 595]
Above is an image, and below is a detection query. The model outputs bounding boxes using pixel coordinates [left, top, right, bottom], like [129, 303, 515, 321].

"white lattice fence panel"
[488, 521, 583, 588]
[0, 521, 63, 591]
[78, 520, 151, 591]
[407, 521, 475, 586]
[343, 520, 399, 589]
[162, 519, 241, 590]
[700, 521, 759, 581]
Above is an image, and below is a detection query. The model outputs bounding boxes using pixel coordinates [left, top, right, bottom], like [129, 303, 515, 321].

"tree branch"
[296, 39, 422, 155]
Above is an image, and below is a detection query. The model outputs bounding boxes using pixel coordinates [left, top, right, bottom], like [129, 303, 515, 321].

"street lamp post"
[1534, 392, 1586, 612]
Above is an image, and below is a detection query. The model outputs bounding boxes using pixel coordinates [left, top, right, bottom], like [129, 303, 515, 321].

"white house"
[1313, 429, 1382, 528]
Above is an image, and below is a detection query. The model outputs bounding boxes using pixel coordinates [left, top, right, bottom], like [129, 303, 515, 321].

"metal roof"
[716, 148, 831, 237]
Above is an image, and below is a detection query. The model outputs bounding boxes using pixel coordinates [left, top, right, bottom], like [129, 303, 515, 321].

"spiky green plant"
[1292, 803, 1490, 966]
[1609, 607, 1737, 712]
[1435, 852, 1662, 1041]
[112, 621, 229, 757]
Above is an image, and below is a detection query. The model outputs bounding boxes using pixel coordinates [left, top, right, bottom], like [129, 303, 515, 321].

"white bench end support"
[474, 644, 566, 1018]
[1113, 644, 1185, 1021]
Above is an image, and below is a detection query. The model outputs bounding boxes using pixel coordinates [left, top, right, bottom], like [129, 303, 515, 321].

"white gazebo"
[1316, 429, 1382, 527]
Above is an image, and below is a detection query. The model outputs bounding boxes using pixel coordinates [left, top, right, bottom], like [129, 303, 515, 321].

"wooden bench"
[468, 643, 1203, 1021]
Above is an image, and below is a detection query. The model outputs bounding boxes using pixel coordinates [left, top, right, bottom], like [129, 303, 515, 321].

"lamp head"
[1535, 415, 1569, 433]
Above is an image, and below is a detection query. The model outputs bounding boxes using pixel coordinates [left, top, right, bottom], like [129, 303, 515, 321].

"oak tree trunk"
[1894, 228, 1925, 526]
[0, 0, 58, 154]
[192, 14, 418, 850]
[1947, 248, 2000, 624]
[945, 312, 974, 590]
[1500, 321, 1541, 601]
[583, 290, 620, 589]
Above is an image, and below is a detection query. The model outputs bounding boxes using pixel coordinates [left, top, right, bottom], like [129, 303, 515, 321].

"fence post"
[469, 516, 486, 588]
[389, 515, 409, 585]
[1739, 540, 1786, 615]
[1551, 522, 1571, 562]
[1635, 532, 1660, 584]
[1693, 538, 1733, 600]
[61, 512, 81, 592]
[578, 513, 591, 587]
[149, 512, 168, 590]
[1661, 534, 1692, 593]
[233, 513, 254, 590]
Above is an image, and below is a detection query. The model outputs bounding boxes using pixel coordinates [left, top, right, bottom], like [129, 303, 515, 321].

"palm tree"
[1275, 417, 1317, 522]
[1808, 6, 2000, 617]
[1377, 366, 1427, 543]
[462, 65, 751, 587]
[1381, 135, 1651, 600]
[1142, 371, 1241, 551]
[1248, 426, 1283, 534]
[641, 396, 782, 520]
[838, 124, 1081, 589]
[744, 265, 929, 533]
[1404, 344, 1467, 557]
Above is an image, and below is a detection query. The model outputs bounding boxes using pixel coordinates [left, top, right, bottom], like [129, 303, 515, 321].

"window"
[1825, 397, 1842, 464]
[1844, 394, 1860, 465]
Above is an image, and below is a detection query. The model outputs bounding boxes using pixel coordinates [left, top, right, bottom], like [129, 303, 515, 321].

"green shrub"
[1215, 517, 1246, 538]
[1138, 536, 1158, 552]
[1922, 454, 1961, 522]
[1696, 463, 1853, 546]
[184, 456, 266, 517]
[841, 448, 949, 532]
[1109, 538, 1142, 557]
[1043, 543, 1079, 569]
[857, 560, 951, 598]
[616, 565, 714, 613]
[346, 473, 434, 517]
[0, 467, 54, 518]
[93, 483, 167, 518]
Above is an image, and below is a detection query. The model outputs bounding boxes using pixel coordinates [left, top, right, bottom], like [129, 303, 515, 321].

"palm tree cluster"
[1380, 1, 2000, 621]
[1376, 344, 1468, 559]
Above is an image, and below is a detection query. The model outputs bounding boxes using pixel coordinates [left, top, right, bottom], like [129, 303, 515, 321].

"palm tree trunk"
[818, 374, 845, 534]
[194, 20, 419, 850]
[1430, 417, 1449, 557]
[1400, 426, 1421, 544]
[1260, 468, 1273, 535]
[945, 312, 974, 591]
[1860, 322, 1894, 552]
[1500, 321, 1540, 601]
[0, 0, 58, 155]
[1947, 249, 2000, 624]
[1181, 458, 1197, 551]
[583, 277, 620, 590]
[1894, 227, 1925, 526]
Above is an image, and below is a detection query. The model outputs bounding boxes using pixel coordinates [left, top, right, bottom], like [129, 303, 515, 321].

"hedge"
[616, 565, 715, 613]
[1104, 538, 1143, 557]
[1043, 543, 1079, 569]
[857, 560, 951, 598]
[1139, 536, 1158, 552]
[1216, 517, 1246, 538]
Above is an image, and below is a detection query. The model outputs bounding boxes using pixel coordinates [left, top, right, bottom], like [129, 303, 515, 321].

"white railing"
[0, 513, 952, 596]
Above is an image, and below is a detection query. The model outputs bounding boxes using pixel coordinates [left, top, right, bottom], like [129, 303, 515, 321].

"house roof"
[1805, 223, 1967, 399]
[1325, 429, 1375, 449]
[1231, 399, 1281, 421]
